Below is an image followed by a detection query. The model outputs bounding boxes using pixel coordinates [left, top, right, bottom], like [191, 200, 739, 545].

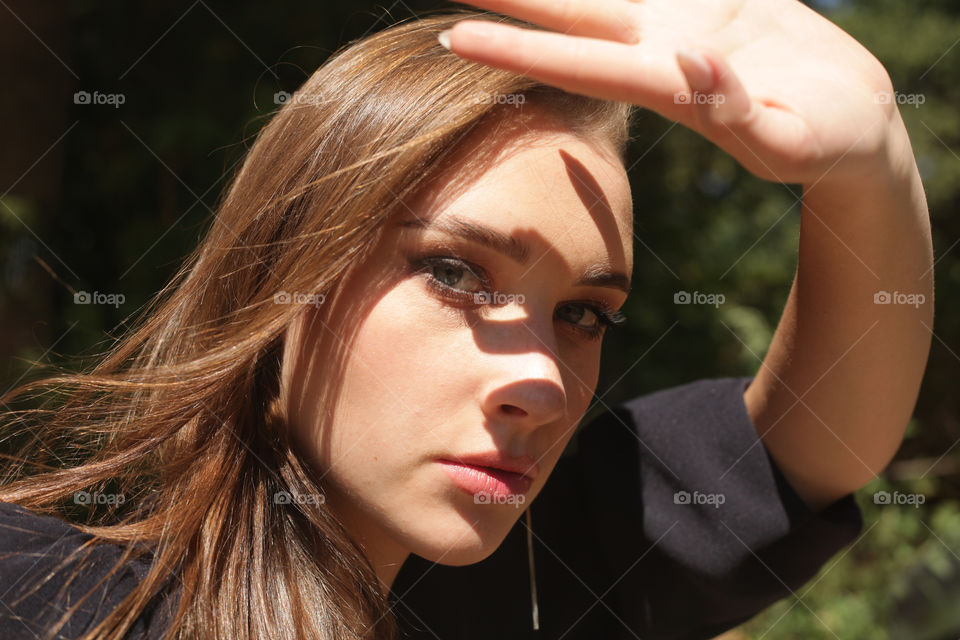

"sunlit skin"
[443, 0, 934, 511]
[277, 0, 935, 601]
[280, 105, 633, 593]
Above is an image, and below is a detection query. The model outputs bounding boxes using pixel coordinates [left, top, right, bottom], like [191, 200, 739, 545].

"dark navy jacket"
[0, 377, 863, 639]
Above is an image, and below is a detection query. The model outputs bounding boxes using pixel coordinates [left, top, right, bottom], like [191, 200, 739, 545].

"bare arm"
[744, 119, 933, 511]
[440, 0, 934, 511]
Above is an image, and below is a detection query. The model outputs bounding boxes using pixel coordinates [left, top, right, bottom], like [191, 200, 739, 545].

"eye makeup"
[405, 250, 627, 341]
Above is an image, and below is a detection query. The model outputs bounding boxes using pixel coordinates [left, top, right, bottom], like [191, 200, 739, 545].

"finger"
[675, 48, 812, 179]
[444, 20, 685, 109]
[674, 48, 752, 128]
[451, 0, 641, 44]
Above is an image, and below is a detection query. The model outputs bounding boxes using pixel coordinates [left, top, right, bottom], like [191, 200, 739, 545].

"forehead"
[400, 107, 634, 275]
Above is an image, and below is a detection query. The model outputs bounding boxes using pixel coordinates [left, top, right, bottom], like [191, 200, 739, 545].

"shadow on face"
[278, 104, 634, 572]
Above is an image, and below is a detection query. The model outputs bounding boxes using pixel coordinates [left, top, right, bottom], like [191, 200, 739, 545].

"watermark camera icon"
[73, 90, 125, 108]
[273, 290, 324, 307]
[674, 489, 725, 508]
[674, 290, 724, 308]
[674, 91, 725, 106]
[874, 290, 925, 308]
[873, 91, 925, 107]
[74, 290, 125, 308]
[73, 490, 125, 505]
[873, 490, 925, 508]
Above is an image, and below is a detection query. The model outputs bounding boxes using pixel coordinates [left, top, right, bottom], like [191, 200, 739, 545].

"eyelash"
[407, 253, 627, 341]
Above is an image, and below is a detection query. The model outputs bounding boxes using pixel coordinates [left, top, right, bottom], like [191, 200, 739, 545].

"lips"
[438, 460, 534, 499]
[440, 451, 540, 480]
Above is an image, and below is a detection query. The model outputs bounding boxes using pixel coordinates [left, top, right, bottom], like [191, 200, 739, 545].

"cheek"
[561, 343, 602, 414]
[323, 280, 466, 466]
[297, 271, 606, 480]
[537, 345, 601, 460]
[351, 280, 460, 393]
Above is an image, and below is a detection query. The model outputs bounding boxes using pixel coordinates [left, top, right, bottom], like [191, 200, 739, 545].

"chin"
[416, 540, 500, 567]
[405, 508, 520, 566]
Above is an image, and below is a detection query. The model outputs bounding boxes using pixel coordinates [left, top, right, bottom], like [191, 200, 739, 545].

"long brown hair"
[0, 10, 634, 640]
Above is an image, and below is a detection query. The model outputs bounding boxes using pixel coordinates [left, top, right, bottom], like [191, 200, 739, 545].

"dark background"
[1, 1, 959, 638]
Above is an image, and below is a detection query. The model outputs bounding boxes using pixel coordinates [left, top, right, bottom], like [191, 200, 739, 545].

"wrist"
[811, 113, 920, 196]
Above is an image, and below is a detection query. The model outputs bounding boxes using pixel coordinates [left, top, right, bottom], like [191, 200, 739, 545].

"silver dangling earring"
[525, 507, 540, 630]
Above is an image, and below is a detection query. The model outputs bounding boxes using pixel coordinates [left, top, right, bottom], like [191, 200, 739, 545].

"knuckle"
[569, 39, 590, 84]
[557, 0, 578, 27]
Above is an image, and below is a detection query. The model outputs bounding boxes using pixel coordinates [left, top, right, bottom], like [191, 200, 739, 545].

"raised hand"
[443, 0, 934, 513]
[441, 0, 903, 187]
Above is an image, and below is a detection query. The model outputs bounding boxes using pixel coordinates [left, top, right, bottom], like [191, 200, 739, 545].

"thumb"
[675, 48, 753, 130]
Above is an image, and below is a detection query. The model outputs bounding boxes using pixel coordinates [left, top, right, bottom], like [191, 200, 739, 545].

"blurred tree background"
[1, 1, 958, 638]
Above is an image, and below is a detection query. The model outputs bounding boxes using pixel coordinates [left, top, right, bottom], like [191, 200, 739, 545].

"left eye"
[410, 254, 624, 340]
[427, 258, 485, 292]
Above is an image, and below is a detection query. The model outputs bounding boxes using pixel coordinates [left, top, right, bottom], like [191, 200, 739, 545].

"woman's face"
[281, 106, 633, 587]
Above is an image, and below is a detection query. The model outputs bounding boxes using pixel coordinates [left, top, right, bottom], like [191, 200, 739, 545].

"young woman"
[0, 2, 933, 639]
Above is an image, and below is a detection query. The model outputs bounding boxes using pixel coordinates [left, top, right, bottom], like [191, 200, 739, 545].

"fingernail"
[676, 48, 714, 92]
[438, 30, 452, 51]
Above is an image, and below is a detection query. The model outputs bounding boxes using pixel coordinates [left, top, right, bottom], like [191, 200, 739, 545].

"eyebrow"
[397, 216, 632, 294]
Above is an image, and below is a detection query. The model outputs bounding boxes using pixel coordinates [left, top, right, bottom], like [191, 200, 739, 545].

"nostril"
[500, 404, 528, 418]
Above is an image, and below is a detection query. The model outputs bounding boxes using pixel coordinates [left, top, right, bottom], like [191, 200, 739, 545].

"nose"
[480, 322, 568, 429]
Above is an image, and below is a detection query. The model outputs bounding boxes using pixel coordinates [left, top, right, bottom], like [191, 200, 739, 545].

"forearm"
[744, 115, 934, 511]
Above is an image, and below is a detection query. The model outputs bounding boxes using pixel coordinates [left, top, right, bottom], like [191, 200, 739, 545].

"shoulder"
[574, 375, 863, 579]
[567, 377, 864, 634]
[0, 500, 145, 579]
[574, 376, 761, 488]
[0, 501, 171, 639]
[617, 375, 753, 429]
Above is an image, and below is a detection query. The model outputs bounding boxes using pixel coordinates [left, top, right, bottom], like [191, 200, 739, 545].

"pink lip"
[438, 460, 534, 499]
[440, 451, 540, 480]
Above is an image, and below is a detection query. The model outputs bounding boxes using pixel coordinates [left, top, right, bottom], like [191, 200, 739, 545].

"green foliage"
[2, 1, 958, 637]
[738, 477, 960, 639]
[595, 2, 960, 637]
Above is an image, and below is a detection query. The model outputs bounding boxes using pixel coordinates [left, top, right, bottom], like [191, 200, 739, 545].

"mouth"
[437, 459, 534, 499]
[438, 450, 540, 479]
